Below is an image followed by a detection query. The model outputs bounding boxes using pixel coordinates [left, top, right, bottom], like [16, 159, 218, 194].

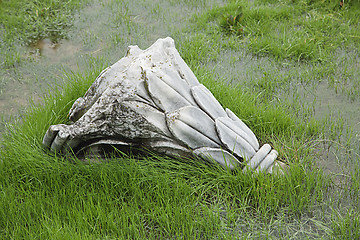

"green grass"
[206, 0, 360, 62]
[185, 0, 360, 100]
[0, 0, 87, 68]
[331, 209, 360, 239]
[1, 0, 360, 238]
[0, 52, 330, 239]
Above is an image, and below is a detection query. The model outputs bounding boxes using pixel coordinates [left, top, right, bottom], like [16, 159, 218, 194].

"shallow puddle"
[1, 0, 358, 166]
[0, 0, 219, 123]
[29, 39, 60, 57]
[28, 38, 81, 61]
[208, 46, 360, 181]
[1, 0, 360, 236]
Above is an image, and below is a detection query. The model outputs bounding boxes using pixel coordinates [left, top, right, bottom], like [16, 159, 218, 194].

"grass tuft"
[0, 0, 87, 68]
[0, 55, 330, 238]
[204, 0, 360, 62]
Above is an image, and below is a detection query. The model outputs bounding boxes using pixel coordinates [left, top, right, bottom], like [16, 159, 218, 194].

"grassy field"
[0, 0, 87, 68]
[1, 0, 360, 239]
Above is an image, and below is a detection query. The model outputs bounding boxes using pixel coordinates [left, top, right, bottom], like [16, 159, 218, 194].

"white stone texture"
[43, 37, 285, 173]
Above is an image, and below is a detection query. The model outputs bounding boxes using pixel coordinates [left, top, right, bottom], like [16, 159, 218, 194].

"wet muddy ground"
[0, 0, 217, 118]
[1, 0, 359, 236]
[1, 0, 359, 170]
[1, 0, 359, 167]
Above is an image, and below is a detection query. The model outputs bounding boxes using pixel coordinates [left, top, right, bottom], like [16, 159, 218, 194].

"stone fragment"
[194, 147, 241, 170]
[225, 108, 259, 150]
[166, 106, 221, 149]
[191, 84, 227, 120]
[145, 70, 194, 112]
[122, 100, 171, 137]
[243, 144, 272, 173]
[256, 150, 278, 172]
[42, 37, 285, 175]
[215, 119, 256, 160]
[216, 117, 259, 151]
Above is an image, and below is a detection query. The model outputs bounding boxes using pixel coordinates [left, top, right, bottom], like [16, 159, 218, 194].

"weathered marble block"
[42, 37, 286, 174]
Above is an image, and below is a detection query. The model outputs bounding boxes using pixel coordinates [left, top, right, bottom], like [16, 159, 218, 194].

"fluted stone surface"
[43, 37, 285, 174]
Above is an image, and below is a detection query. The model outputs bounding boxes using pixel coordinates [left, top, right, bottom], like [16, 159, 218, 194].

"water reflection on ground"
[29, 39, 60, 57]
[1, 0, 360, 236]
[1, 0, 359, 181]
[0, 0, 216, 123]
